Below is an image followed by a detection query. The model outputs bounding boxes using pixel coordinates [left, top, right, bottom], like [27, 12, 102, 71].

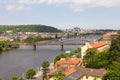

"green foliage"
[103, 33, 120, 80]
[0, 78, 2, 80]
[93, 77, 97, 80]
[12, 43, 20, 48]
[25, 37, 36, 43]
[109, 61, 120, 71]
[25, 36, 54, 44]
[0, 25, 61, 33]
[84, 49, 109, 69]
[109, 37, 120, 63]
[42, 60, 50, 69]
[0, 41, 10, 51]
[104, 61, 120, 79]
[0, 41, 19, 51]
[11, 77, 18, 80]
[73, 48, 81, 53]
[53, 71, 65, 80]
[54, 55, 61, 64]
[54, 48, 81, 64]
[54, 54, 67, 64]
[42, 60, 50, 80]
[104, 70, 120, 80]
[66, 52, 75, 57]
[18, 78, 24, 80]
[26, 69, 36, 79]
[86, 48, 97, 55]
[11, 77, 24, 80]
[77, 55, 81, 58]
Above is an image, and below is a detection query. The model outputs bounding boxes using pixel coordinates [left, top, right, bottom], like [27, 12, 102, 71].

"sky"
[0, 0, 120, 29]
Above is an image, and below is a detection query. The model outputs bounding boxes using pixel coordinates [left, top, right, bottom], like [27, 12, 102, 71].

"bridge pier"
[60, 42, 64, 51]
[33, 44, 36, 50]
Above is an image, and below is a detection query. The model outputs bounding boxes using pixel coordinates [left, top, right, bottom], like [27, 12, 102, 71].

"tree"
[42, 60, 50, 80]
[86, 48, 96, 55]
[103, 31, 120, 80]
[84, 48, 109, 69]
[104, 61, 120, 80]
[53, 71, 65, 80]
[73, 48, 81, 53]
[83, 48, 96, 68]
[0, 41, 9, 51]
[25, 37, 35, 43]
[109, 38, 120, 64]
[25, 37, 38, 50]
[11, 77, 18, 80]
[26, 69, 36, 79]
[42, 60, 50, 69]
[104, 70, 120, 80]
[55, 34, 58, 39]
[18, 78, 24, 80]
[0, 78, 2, 80]
[54, 54, 67, 64]
[0, 25, 61, 33]
[54, 55, 61, 64]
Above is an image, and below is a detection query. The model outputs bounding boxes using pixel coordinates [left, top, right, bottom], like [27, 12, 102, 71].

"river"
[0, 45, 81, 80]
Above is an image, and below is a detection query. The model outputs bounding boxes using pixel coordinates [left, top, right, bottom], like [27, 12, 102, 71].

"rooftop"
[54, 58, 82, 69]
[89, 41, 108, 48]
[65, 67, 107, 80]
[103, 32, 118, 37]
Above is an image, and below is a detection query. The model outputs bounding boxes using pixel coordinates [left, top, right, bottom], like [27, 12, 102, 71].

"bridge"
[45, 37, 96, 45]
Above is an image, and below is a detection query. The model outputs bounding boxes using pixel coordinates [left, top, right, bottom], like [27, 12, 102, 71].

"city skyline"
[0, 0, 120, 29]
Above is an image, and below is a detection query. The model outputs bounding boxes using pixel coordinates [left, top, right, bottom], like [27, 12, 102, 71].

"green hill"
[0, 25, 61, 33]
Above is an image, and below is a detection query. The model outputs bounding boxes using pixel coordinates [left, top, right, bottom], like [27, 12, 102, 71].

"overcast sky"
[0, 0, 120, 29]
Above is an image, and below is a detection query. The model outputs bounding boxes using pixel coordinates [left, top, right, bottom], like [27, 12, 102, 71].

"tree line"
[0, 25, 62, 33]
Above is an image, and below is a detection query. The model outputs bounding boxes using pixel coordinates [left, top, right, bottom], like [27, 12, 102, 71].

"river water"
[0, 45, 81, 80]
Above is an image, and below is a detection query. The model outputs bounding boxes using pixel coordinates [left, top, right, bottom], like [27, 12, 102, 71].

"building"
[0, 37, 5, 41]
[103, 32, 118, 41]
[65, 67, 107, 80]
[54, 58, 82, 70]
[47, 58, 83, 79]
[81, 41, 109, 58]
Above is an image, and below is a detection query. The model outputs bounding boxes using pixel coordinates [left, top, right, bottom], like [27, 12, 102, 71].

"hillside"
[0, 25, 61, 33]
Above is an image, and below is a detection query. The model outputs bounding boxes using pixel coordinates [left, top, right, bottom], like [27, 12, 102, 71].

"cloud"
[6, 5, 15, 11]
[4, 0, 120, 12]
[6, 4, 28, 11]
[18, 0, 120, 12]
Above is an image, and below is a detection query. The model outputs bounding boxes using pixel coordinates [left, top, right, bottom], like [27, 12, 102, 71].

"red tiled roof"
[55, 58, 82, 69]
[64, 68, 76, 76]
[103, 32, 118, 37]
[90, 41, 108, 48]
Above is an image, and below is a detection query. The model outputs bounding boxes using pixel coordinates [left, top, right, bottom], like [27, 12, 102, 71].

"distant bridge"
[45, 38, 93, 45]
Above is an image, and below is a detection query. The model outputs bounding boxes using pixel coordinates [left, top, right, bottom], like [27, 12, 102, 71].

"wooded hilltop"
[0, 25, 62, 33]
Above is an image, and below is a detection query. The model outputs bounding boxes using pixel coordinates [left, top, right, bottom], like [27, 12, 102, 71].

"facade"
[81, 41, 109, 58]
[79, 75, 102, 80]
